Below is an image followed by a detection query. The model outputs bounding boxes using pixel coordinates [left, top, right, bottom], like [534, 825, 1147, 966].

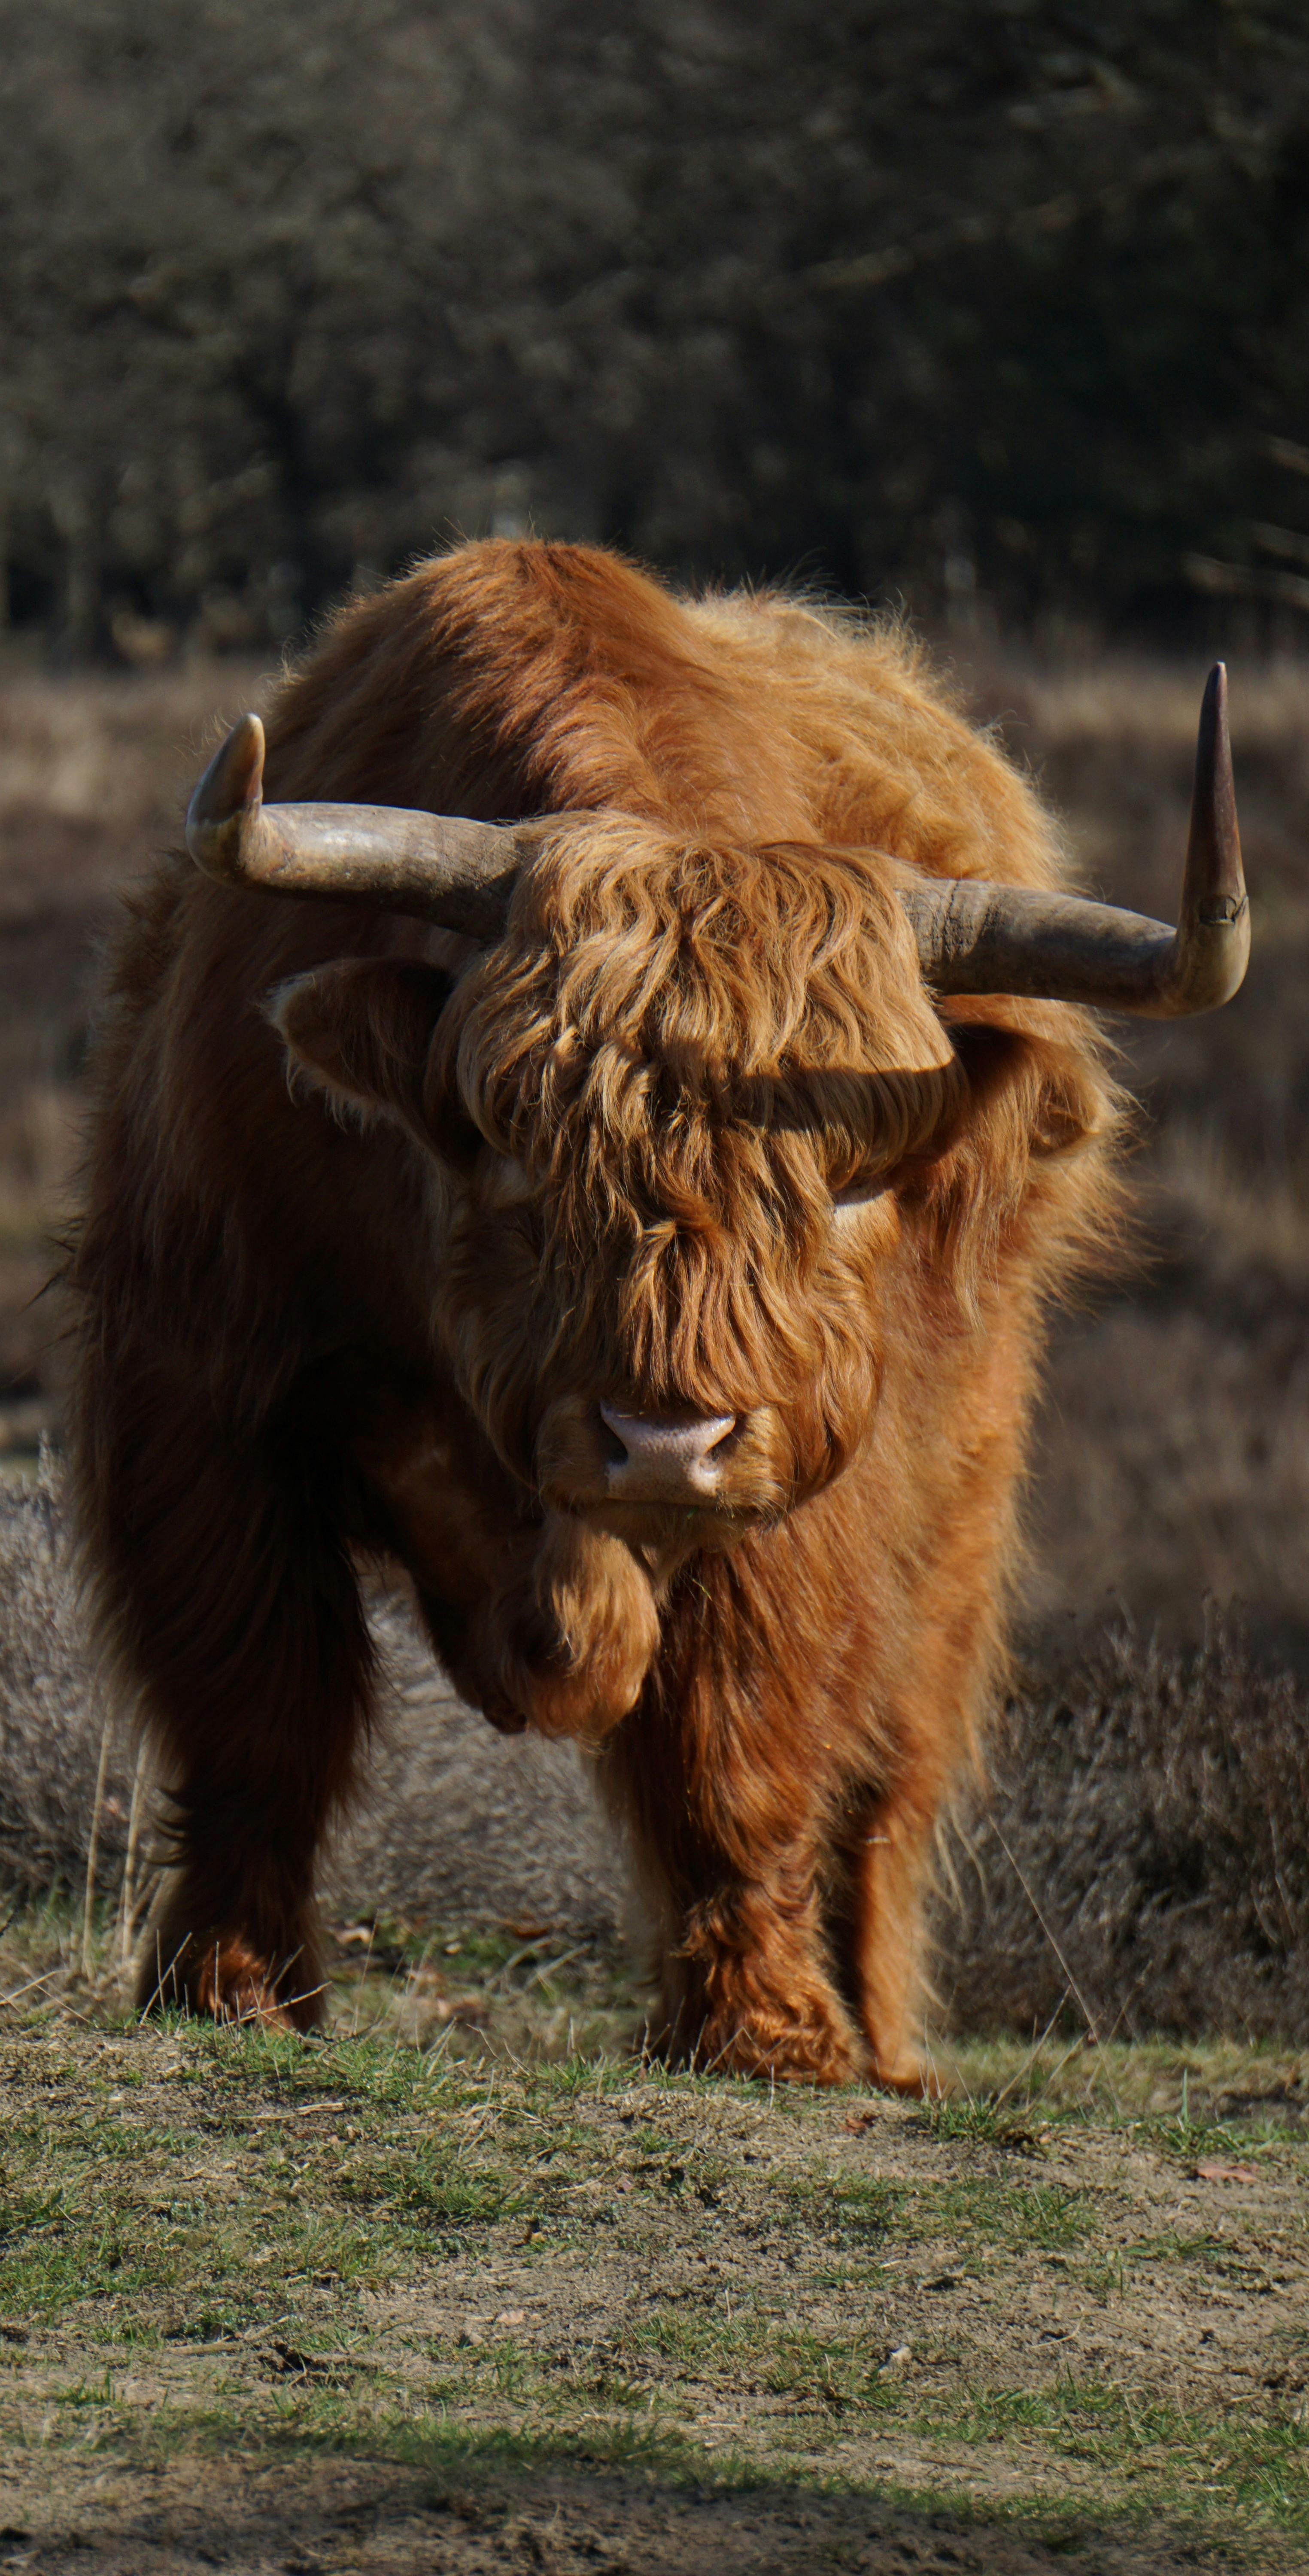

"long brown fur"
[66, 540, 1121, 2082]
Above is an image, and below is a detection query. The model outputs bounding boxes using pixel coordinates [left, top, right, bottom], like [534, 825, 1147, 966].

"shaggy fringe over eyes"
[427, 822, 977, 1403]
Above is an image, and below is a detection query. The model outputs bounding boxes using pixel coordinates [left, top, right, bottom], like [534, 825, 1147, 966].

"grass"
[0, 1905, 1306, 2568]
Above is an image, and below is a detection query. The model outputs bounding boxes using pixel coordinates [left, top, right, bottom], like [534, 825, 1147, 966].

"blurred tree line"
[4, 0, 1309, 657]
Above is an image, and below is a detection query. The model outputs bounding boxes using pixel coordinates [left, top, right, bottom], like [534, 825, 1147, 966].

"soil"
[0, 2006, 1303, 2575]
[0, 2456, 1272, 2574]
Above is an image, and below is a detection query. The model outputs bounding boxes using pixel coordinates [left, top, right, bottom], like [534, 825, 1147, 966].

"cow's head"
[272, 821, 993, 1551]
[186, 679, 1247, 1652]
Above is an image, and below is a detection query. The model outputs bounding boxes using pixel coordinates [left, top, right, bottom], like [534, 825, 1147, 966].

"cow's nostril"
[598, 1404, 740, 1497]
[600, 1405, 737, 1461]
[704, 1414, 741, 1456]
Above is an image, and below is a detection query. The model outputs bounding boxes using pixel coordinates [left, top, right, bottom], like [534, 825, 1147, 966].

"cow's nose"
[599, 1404, 738, 1501]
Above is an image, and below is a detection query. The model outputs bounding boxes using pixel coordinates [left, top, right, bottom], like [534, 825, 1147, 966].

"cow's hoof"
[867, 2055, 945, 2100]
[652, 2020, 861, 2088]
[138, 1932, 321, 2032]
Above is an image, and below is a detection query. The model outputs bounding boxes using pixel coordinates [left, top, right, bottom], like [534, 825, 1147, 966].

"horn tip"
[188, 713, 266, 860]
[1195, 662, 1233, 787]
[1186, 658, 1244, 934]
[215, 711, 266, 812]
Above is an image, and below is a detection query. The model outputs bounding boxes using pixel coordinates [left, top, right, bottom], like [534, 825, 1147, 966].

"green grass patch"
[0, 1912, 1306, 2562]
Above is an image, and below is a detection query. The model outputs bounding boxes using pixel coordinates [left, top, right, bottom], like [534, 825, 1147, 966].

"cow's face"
[273, 822, 1026, 1561]
[430, 1097, 907, 1561]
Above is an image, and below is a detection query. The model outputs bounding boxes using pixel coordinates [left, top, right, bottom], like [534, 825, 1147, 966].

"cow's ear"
[950, 1019, 1106, 1156]
[267, 959, 455, 1139]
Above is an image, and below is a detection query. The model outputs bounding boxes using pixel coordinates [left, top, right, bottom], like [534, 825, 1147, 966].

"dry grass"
[0, 651, 267, 1414]
[950, 647, 1309, 1654]
[941, 1617, 1309, 2043]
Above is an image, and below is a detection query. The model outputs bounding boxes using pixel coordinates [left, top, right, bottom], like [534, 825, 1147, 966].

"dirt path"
[0, 1991, 1304, 2573]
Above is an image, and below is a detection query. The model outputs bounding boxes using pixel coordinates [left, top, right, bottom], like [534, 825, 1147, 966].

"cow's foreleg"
[87, 1367, 371, 2029]
[601, 1698, 865, 2087]
[841, 1835, 934, 2095]
[661, 1873, 863, 2086]
[833, 1748, 950, 2097]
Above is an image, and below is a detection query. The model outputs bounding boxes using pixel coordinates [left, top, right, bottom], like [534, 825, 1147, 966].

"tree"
[3, 0, 1309, 650]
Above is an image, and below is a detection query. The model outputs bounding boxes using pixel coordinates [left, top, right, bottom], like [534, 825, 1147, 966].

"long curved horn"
[186, 713, 544, 940]
[191, 670, 1249, 1018]
[893, 665, 1248, 1017]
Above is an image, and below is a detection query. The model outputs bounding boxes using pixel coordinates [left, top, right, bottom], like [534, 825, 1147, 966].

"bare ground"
[0, 1987, 1306, 2574]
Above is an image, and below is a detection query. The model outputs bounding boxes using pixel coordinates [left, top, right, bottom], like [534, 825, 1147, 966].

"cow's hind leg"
[83, 1364, 371, 2029]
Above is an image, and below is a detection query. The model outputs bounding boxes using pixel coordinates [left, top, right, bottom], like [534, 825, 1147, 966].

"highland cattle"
[67, 541, 1248, 2085]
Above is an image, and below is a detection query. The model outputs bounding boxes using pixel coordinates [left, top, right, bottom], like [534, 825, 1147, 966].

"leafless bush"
[939, 1619, 1309, 2043]
[0, 1460, 131, 1893]
[5, 4, 1309, 649]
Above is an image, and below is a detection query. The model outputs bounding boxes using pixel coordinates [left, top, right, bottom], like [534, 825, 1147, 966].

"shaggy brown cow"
[67, 541, 1248, 2087]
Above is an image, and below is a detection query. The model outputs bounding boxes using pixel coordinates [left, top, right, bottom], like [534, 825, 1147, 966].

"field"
[2, 636, 1309, 2569]
[2, 1914, 1308, 2575]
